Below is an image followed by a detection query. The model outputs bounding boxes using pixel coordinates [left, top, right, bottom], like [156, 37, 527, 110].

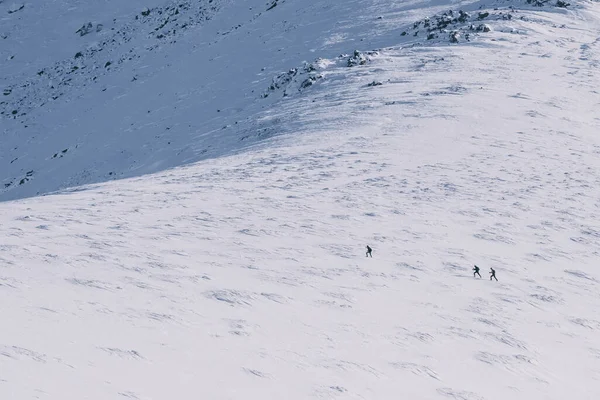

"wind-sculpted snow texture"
[2, 0, 600, 399]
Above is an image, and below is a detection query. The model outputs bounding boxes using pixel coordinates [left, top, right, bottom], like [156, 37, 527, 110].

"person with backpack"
[366, 245, 372, 257]
[473, 265, 481, 278]
[490, 268, 498, 281]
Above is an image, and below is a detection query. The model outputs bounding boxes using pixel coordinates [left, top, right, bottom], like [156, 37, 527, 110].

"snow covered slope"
[1, 0, 461, 201]
[2, 0, 600, 399]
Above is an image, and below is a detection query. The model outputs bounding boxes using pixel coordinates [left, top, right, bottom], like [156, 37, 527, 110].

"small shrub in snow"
[478, 12, 490, 20]
[477, 24, 491, 32]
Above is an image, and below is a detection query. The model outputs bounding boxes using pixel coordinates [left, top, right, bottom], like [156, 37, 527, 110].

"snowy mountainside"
[1, 0, 428, 201]
[2, 0, 600, 399]
[0, 0, 583, 201]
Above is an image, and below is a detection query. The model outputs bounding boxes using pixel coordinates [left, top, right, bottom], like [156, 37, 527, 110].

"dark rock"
[76, 22, 94, 37]
[347, 50, 368, 67]
[8, 4, 25, 14]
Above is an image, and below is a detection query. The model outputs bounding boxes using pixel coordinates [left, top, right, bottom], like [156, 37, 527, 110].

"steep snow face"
[2, 1, 600, 399]
[1, 0, 464, 201]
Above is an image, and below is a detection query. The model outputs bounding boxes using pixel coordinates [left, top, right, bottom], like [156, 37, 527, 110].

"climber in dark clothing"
[490, 268, 498, 281]
[366, 245, 372, 257]
[473, 265, 481, 278]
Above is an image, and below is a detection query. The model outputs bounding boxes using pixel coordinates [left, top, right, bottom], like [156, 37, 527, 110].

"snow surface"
[2, 0, 600, 399]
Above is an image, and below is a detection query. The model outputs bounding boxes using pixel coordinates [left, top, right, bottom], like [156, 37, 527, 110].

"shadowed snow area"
[2, 0, 475, 201]
[2, 0, 600, 399]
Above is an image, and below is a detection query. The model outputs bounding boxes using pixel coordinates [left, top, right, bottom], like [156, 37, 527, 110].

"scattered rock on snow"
[263, 58, 333, 98]
[76, 22, 94, 37]
[527, 0, 550, 6]
[266, 0, 279, 11]
[7, 4, 25, 14]
[300, 75, 320, 90]
[3, 1, 229, 121]
[457, 10, 470, 23]
[268, 68, 297, 91]
[347, 50, 368, 67]
[449, 31, 460, 43]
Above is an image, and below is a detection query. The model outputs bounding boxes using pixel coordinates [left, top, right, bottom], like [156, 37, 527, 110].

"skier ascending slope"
[366, 245, 372, 257]
[490, 268, 498, 281]
[473, 265, 481, 278]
